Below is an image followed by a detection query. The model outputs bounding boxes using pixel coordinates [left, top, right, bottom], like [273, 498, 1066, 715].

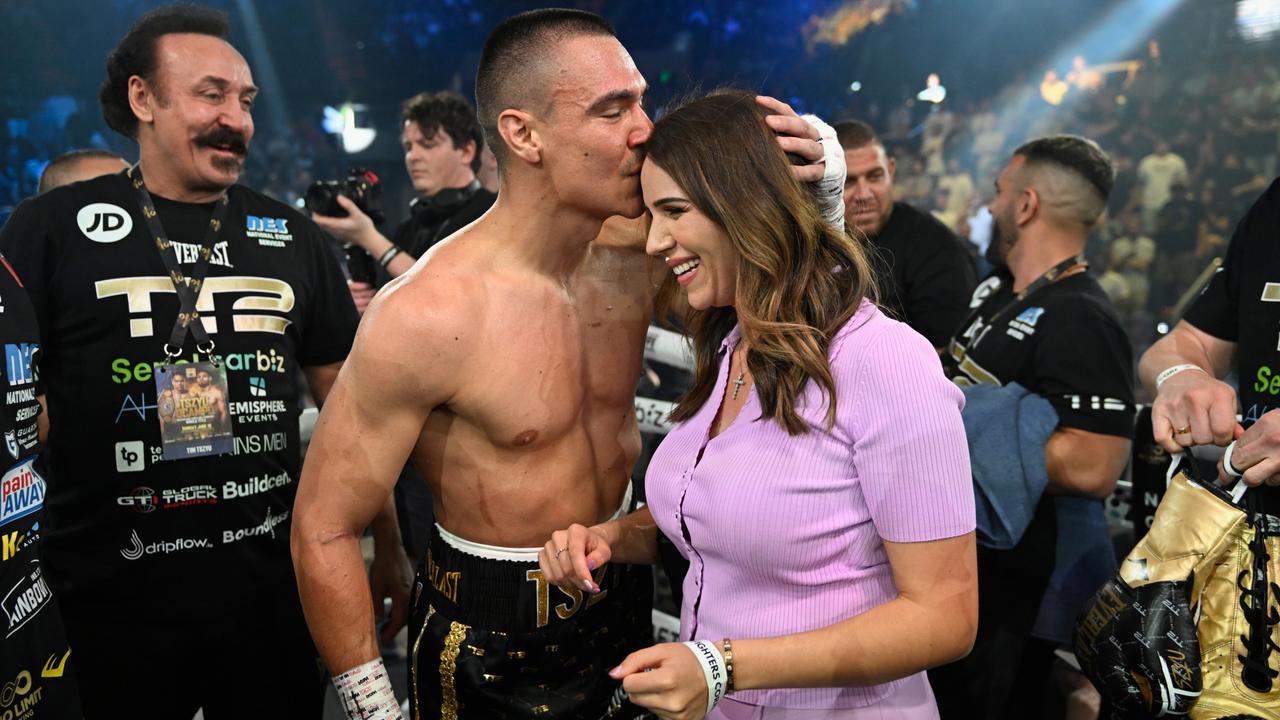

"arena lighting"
[1236, 0, 1280, 42]
[322, 104, 377, 154]
[971, 0, 1185, 154]
[804, 0, 914, 51]
[232, 0, 289, 137]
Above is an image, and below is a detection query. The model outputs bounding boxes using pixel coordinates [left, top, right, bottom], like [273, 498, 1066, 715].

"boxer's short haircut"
[832, 119, 881, 153]
[100, 4, 231, 139]
[475, 8, 615, 168]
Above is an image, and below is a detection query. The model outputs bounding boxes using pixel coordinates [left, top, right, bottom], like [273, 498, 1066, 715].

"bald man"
[38, 149, 129, 193]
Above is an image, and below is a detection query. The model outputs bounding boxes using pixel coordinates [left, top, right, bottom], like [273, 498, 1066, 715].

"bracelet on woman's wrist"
[722, 638, 735, 693]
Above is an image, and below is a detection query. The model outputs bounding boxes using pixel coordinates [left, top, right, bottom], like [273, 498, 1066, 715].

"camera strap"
[127, 164, 228, 364]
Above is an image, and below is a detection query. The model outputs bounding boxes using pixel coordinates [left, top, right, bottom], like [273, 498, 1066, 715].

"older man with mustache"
[0, 5, 408, 717]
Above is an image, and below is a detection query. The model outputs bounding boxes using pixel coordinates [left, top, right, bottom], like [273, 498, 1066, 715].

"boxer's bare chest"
[441, 246, 655, 451]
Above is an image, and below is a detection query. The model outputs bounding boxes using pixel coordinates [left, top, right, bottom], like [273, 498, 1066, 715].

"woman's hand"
[610, 643, 711, 720]
[538, 522, 613, 593]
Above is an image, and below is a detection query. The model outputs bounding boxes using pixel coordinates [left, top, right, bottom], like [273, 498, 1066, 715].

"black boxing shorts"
[408, 490, 653, 720]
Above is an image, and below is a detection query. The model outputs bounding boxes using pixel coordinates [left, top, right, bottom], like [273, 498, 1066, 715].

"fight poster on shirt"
[154, 361, 234, 460]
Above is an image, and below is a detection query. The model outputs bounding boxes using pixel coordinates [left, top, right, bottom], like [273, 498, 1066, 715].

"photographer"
[313, 91, 496, 312]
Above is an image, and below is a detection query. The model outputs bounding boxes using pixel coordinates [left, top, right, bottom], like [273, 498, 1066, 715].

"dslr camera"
[305, 167, 386, 225]
[306, 168, 385, 284]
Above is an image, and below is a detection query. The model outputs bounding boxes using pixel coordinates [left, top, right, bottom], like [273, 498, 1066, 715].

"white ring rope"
[644, 325, 695, 372]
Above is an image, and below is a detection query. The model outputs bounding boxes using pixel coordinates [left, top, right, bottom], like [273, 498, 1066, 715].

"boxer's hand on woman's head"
[756, 95, 822, 173]
[755, 95, 846, 227]
[539, 523, 612, 594]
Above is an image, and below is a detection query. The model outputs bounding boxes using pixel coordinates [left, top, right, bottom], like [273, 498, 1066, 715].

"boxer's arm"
[292, 288, 460, 677]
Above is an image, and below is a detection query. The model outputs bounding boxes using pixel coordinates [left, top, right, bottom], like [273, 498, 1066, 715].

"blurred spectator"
[37, 148, 128, 193]
[1108, 211, 1156, 315]
[1137, 138, 1189, 231]
[1041, 70, 1069, 106]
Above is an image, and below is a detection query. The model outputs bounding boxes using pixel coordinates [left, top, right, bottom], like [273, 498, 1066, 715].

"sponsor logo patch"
[116, 484, 218, 513]
[246, 216, 293, 247]
[115, 441, 145, 473]
[223, 507, 289, 544]
[4, 343, 37, 387]
[119, 529, 212, 560]
[2, 561, 50, 638]
[0, 459, 43, 528]
[77, 203, 133, 243]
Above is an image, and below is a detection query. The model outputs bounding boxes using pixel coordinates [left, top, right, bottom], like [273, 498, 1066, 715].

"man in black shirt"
[834, 119, 976, 350]
[314, 90, 496, 313]
[930, 135, 1135, 717]
[0, 256, 81, 718]
[0, 6, 407, 716]
[1141, 179, 1280, 710]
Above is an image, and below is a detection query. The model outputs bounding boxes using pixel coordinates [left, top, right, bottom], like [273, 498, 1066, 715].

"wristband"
[333, 657, 403, 719]
[1223, 440, 1244, 479]
[683, 640, 727, 718]
[722, 638, 736, 693]
[1155, 363, 1206, 391]
[378, 245, 401, 268]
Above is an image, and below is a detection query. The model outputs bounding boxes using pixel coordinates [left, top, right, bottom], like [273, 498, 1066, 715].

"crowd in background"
[845, 49, 1279, 361]
[2, 5, 1278, 368]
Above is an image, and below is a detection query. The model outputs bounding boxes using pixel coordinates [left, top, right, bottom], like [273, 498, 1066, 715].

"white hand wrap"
[683, 640, 727, 718]
[333, 657, 403, 719]
[801, 113, 847, 229]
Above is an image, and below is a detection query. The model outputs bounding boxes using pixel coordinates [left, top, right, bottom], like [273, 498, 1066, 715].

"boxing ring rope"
[635, 325, 693, 435]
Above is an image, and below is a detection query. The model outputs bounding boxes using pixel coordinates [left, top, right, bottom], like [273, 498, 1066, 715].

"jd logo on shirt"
[76, 203, 134, 243]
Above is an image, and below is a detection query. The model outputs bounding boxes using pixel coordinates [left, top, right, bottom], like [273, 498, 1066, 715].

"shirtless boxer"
[291, 8, 843, 719]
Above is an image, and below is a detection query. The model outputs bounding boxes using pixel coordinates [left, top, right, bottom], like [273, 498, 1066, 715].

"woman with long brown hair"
[541, 89, 977, 719]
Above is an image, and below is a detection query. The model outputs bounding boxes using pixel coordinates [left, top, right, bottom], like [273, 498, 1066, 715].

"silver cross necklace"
[731, 347, 748, 400]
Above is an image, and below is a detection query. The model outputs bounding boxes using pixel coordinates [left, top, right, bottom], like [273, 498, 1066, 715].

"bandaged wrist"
[800, 113, 846, 228]
[683, 640, 727, 718]
[1155, 363, 1206, 391]
[333, 657, 402, 719]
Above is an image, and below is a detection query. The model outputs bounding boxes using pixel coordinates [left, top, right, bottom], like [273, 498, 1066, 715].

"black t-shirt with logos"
[946, 268, 1136, 437]
[0, 170, 358, 617]
[1183, 177, 1280, 513]
[0, 253, 80, 718]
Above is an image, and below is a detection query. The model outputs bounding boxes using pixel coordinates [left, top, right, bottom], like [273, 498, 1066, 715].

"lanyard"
[127, 165, 228, 362]
[961, 253, 1088, 352]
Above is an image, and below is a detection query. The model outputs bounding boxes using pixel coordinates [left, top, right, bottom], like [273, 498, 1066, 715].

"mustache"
[195, 127, 249, 156]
